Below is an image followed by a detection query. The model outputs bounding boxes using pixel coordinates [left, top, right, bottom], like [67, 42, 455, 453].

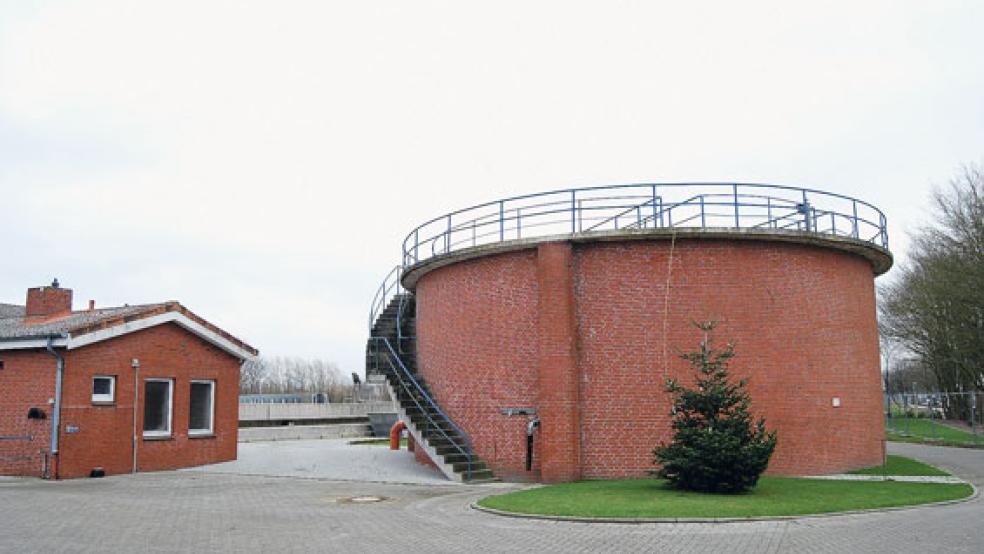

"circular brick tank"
[403, 227, 891, 483]
[386, 185, 892, 483]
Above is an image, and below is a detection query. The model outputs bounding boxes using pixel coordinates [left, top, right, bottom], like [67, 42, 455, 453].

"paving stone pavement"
[186, 438, 451, 485]
[0, 442, 981, 553]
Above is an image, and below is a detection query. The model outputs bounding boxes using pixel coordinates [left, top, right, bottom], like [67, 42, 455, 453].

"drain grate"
[336, 495, 389, 504]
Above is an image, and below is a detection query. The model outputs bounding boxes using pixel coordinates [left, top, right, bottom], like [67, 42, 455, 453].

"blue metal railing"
[369, 336, 474, 479]
[367, 266, 414, 353]
[400, 183, 889, 268]
[368, 265, 403, 334]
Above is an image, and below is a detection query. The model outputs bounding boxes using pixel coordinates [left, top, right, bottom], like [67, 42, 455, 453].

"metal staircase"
[366, 272, 493, 482]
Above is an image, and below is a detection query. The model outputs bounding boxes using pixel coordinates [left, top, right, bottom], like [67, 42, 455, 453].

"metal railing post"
[700, 195, 706, 227]
[517, 207, 522, 238]
[801, 190, 811, 232]
[651, 185, 658, 229]
[972, 393, 978, 439]
[881, 213, 888, 248]
[499, 201, 505, 241]
[852, 200, 859, 239]
[571, 190, 577, 234]
[445, 215, 451, 253]
[733, 184, 740, 227]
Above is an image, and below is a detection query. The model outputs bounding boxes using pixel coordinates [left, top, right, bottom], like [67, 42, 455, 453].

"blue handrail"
[370, 336, 473, 479]
[367, 266, 414, 352]
[400, 183, 889, 267]
[368, 265, 402, 334]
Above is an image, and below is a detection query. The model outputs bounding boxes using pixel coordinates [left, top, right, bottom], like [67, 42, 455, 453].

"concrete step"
[434, 444, 469, 456]
[418, 422, 466, 441]
[441, 453, 472, 464]
[459, 469, 495, 482]
[451, 460, 487, 473]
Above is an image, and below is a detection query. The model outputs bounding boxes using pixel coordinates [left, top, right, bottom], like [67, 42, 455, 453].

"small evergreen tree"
[653, 321, 777, 493]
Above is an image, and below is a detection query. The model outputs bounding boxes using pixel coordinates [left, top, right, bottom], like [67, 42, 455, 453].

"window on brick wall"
[189, 380, 214, 435]
[143, 379, 172, 437]
[92, 375, 115, 403]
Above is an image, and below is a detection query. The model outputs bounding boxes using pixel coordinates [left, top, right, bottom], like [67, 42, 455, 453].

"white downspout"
[44, 336, 65, 479]
[131, 358, 140, 473]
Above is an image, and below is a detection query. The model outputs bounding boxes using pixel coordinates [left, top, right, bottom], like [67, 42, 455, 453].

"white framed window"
[92, 375, 116, 403]
[189, 380, 215, 435]
[143, 379, 173, 438]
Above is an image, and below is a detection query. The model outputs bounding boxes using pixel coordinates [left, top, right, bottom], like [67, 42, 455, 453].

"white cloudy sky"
[1, 1, 982, 374]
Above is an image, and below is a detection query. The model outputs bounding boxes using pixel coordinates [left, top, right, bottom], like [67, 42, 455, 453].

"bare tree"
[239, 356, 354, 401]
[239, 357, 268, 395]
[880, 164, 984, 417]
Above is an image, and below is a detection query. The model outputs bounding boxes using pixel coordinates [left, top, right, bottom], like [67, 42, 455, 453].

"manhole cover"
[336, 495, 389, 504]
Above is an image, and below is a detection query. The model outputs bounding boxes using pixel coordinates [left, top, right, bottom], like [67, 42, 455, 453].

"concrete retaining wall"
[238, 423, 372, 443]
[239, 401, 395, 422]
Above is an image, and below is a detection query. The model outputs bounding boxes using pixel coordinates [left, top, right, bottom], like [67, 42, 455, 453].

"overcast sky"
[2, 1, 983, 375]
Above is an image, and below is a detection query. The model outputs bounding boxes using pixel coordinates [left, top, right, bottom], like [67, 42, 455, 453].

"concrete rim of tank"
[401, 227, 893, 290]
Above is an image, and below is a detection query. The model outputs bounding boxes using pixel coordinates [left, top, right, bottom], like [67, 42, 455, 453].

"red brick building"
[0, 281, 257, 479]
[368, 184, 893, 483]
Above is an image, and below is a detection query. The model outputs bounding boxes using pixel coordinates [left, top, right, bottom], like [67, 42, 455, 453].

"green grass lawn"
[848, 455, 950, 477]
[885, 418, 983, 447]
[477, 477, 972, 519]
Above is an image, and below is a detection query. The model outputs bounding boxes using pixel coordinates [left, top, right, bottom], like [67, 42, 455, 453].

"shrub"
[652, 321, 777, 493]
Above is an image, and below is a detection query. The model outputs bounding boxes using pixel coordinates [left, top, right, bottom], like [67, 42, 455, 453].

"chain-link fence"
[884, 391, 983, 446]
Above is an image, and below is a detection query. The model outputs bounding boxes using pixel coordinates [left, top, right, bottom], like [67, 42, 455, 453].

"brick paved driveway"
[1, 442, 980, 553]
[191, 438, 451, 485]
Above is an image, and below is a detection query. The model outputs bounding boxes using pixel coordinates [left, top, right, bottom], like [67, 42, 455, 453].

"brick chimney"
[25, 279, 73, 319]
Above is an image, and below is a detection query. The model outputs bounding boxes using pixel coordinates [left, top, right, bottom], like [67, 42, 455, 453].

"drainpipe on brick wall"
[131, 358, 140, 474]
[45, 336, 65, 480]
[526, 417, 540, 472]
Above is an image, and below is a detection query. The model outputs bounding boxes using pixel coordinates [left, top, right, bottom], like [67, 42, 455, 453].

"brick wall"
[414, 237, 884, 482]
[0, 351, 55, 477]
[1, 322, 241, 479]
[415, 249, 542, 482]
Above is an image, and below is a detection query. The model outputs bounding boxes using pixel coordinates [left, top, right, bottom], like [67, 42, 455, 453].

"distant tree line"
[240, 356, 355, 402]
[880, 164, 984, 417]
